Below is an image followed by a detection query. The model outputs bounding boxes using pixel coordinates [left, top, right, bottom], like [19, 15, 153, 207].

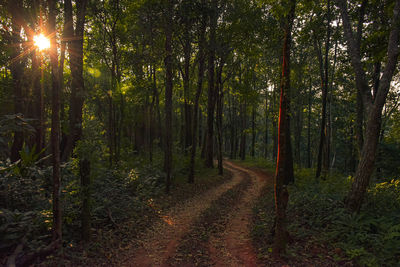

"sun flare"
[33, 34, 50, 50]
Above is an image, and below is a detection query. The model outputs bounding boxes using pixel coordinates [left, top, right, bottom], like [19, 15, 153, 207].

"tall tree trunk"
[307, 78, 312, 168]
[8, 1, 24, 162]
[205, 0, 218, 168]
[251, 106, 256, 158]
[336, 0, 400, 212]
[264, 90, 269, 158]
[273, 0, 296, 257]
[32, 51, 44, 153]
[80, 158, 91, 243]
[182, 22, 193, 153]
[62, 0, 88, 162]
[239, 101, 247, 160]
[164, 0, 174, 193]
[48, 0, 62, 244]
[216, 60, 225, 175]
[189, 3, 206, 182]
[272, 84, 278, 161]
[315, 0, 331, 178]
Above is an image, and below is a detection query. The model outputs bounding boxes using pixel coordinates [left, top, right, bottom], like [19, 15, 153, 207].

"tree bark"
[336, 0, 400, 212]
[273, 0, 296, 257]
[264, 90, 269, 158]
[8, 1, 24, 162]
[216, 60, 225, 175]
[80, 158, 91, 243]
[188, 0, 206, 183]
[205, 0, 218, 168]
[62, 0, 88, 162]
[48, 0, 62, 244]
[251, 105, 256, 158]
[315, 0, 331, 178]
[164, 0, 174, 193]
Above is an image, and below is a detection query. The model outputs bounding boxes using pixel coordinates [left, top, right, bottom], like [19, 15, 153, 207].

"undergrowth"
[0, 149, 229, 266]
[248, 159, 400, 267]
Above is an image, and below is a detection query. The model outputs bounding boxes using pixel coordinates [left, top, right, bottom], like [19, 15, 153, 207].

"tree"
[8, 1, 24, 162]
[188, 0, 207, 183]
[61, 0, 88, 161]
[164, 0, 174, 193]
[205, 0, 218, 168]
[273, 0, 296, 257]
[335, 0, 400, 212]
[48, 0, 62, 243]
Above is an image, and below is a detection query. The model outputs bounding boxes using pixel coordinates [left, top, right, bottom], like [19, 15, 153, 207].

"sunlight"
[162, 215, 174, 226]
[33, 34, 50, 50]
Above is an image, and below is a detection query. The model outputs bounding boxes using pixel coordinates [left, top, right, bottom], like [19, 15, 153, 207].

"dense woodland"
[1, 0, 400, 266]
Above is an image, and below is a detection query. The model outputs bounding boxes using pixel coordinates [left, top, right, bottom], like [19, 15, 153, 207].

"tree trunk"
[62, 0, 88, 162]
[315, 0, 331, 178]
[336, 0, 400, 212]
[251, 106, 256, 158]
[264, 90, 269, 158]
[8, 1, 24, 162]
[80, 159, 91, 243]
[205, 0, 218, 168]
[216, 60, 224, 175]
[239, 101, 247, 161]
[188, 1, 206, 183]
[307, 78, 312, 168]
[164, 0, 174, 193]
[272, 84, 278, 161]
[273, 0, 296, 257]
[48, 0, 62, 244]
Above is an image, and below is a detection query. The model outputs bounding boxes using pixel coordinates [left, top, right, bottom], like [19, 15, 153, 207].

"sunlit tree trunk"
[273, 0, 296, 257]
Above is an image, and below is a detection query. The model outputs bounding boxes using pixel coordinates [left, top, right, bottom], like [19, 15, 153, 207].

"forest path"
[121, 162, 244, 266]
[208, 161, 272, 266]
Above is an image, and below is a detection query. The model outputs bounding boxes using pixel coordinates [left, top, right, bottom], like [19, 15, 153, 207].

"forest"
[0, 0, 400, 266]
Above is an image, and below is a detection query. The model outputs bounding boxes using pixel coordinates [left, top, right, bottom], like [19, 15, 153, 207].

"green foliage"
[287, 170, 400, 266]
[0, 114, 36, 158]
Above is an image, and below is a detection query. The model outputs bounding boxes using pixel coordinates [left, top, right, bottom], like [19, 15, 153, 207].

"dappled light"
[1, 0, 400, 266]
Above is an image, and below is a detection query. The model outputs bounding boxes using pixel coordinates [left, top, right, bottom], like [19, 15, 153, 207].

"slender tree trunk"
[182, 24, 192, 153]
[315, 0, 331, 178]
[32, 51, 44, 153]
[62, 0, 88, 162]
[251, 106, 256, 158]
[273, 0, 296, 257]
[264, 90, 269, 158]
[9, 1, 24, 162]
[272, 84, 278, 161]
[164, 0, 174, 193]
[239, 101, 247, 160]
[307, 78, 312, 168]
[216, 60, 224, 175]
[48, 0, 62, 244]
[80, 158, 91, 243]
[205, 0, 218, 168]
[188, 1, 206, 183]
